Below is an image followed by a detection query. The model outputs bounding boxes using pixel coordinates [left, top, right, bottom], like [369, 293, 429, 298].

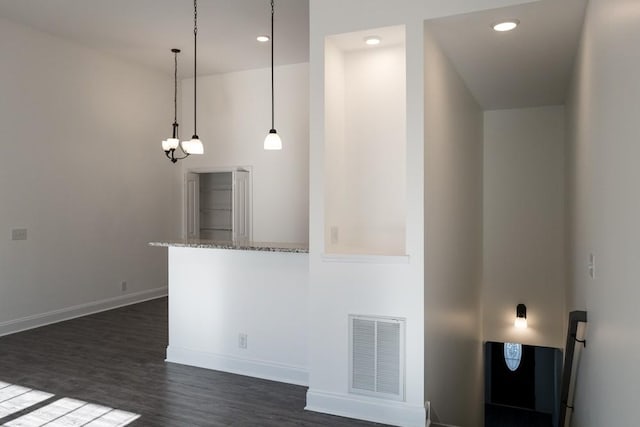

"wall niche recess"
[324, 25, 407, 256]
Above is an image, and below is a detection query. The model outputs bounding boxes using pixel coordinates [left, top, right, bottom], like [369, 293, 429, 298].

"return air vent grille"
[349, 315, 405, 400]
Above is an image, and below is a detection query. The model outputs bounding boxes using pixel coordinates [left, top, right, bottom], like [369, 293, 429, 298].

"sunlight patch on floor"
[0, 384, 53, 419]
[0, 383, 139, 427]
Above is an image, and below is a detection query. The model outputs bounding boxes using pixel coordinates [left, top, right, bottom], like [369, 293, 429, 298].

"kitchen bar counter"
[149, 239, 308, 253]
[150, 239, 309, 386]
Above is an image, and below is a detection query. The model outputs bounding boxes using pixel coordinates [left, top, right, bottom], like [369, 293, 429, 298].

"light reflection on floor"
[0, 382, 140, 427]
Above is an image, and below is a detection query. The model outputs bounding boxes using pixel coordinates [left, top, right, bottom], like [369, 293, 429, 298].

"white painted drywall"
[324, 38, 406, 255]
[308, 1, 535, 425]
[308, 8, 426, 427]
[178, 63, 309, 245]
[323, 39, 348, 252]
[483, 106, 566, 349]
[424, 25, 484, 427]
[566, 0, 640, 425]
[0, 18, 180, 330]
[166, 247, 309, 385]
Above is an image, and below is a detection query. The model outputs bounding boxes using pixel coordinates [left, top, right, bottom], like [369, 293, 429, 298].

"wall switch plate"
[330, 226, 339, 244]
[588, 253, 595, 279]
[11, 228, 27, 241]
[238, 333, 248, 349]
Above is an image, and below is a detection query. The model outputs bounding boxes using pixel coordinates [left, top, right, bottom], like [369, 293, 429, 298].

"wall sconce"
[515, 304, 527, 329]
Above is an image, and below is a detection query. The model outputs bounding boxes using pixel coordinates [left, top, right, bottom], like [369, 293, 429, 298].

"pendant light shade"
[181, 0, 204, 156]
[264, 129, 282, 150]
[183, 137, 204, 154]
[264, 0, 282, 150]
[162, 138, 180, 152]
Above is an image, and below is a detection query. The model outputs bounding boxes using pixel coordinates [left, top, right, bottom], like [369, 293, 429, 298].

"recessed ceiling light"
[492, 20, 520, 32]
[257, 35, 270, 42]
[364, 36, 381, 46]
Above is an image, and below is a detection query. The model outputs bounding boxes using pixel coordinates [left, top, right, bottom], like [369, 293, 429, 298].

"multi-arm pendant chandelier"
[162, 48, 186, 163]
[162, 0, 204, 163]
[264, 0, 282, 150]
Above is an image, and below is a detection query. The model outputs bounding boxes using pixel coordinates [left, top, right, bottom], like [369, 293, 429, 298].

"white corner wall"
[483, 106, 566, 349]
[178, 63, 309, 245]
[0, 17, 180, 334]
[566, 0, 640, 425]
[308, 3, 427, 427]
[309, 1, 537, 426]
[323, 39, 348, 251]
[423, 25, 484, 427]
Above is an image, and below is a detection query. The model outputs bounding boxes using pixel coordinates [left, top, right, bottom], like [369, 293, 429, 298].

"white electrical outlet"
[588, 253, 595, 279]
[238, 333, 248, 349]
[121, 281, 128, 292]
[11, 228, 27, 241]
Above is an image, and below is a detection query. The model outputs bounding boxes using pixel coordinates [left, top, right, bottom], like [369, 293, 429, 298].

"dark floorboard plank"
[0, 298, 386, 427]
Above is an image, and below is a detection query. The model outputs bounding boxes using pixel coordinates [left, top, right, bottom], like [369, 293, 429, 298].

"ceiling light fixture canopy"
[493, 20, 520, 32]
[257, 35, 270, 42]
[264, 0, 282, 150]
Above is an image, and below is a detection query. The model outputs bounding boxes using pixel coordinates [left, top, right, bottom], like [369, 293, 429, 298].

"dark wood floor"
[0, 298, 384, 426]
[485, 404, 553, 427]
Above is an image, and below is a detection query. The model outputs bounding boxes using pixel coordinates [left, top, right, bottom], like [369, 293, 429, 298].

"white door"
[185, 172, 200, 239]
[233, 170, 251, 242]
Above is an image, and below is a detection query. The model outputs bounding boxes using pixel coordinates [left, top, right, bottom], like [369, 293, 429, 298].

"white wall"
[308, 1, 535, 426]
[167, 247, 309, 385]
[179, 63, 309, 245]
[423, 25, 484, 427]
[308, 4, 427, 426]
[0, 18, 180, 333]
[566, 0, 640, 425]
[323, 40, 348, 252]
[324, 35, 406, 256]
[483, 106, 566, 349]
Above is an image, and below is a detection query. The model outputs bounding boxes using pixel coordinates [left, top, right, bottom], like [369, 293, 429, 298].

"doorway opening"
[185, 167, 252, 242]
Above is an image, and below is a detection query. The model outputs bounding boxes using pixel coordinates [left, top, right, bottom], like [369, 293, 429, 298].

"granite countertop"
[149, 239, 309, 254]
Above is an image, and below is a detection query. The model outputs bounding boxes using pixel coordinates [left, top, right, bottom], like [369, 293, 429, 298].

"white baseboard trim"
[166, 345, 309, 387]
[305, 389, 427, 427]
[0, 287, 168, 337]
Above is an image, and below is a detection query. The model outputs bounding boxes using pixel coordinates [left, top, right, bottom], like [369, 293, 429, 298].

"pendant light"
[182, 0, 204, 155]
[162, 48, 188, 163]
[264, 0, 282, 150]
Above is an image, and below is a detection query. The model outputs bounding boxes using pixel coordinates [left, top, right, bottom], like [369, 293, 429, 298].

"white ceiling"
[0, 0, 586, 110]
[427, 0, 587, 110]
[0, 0, 309, 77]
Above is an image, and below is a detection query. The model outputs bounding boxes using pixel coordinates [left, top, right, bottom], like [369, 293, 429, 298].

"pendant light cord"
[173, 50, 178, 125]
[271, 0, 275, 130]
[193, 0, 198, 136]
[170, 48, 180, 140]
